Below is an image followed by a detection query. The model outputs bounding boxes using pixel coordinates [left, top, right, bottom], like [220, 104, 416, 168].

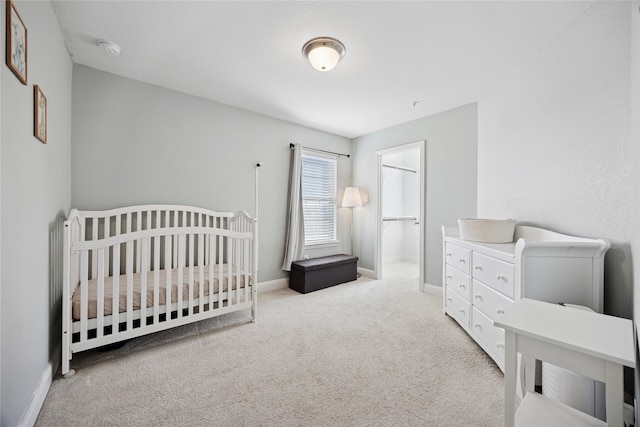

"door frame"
[375, 140, 425, 290]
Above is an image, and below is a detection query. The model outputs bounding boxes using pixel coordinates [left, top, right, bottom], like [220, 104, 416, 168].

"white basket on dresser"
[441, 225, 610, 371]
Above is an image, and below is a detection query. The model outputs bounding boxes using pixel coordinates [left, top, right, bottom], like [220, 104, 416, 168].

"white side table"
[495, 298, 634, 427]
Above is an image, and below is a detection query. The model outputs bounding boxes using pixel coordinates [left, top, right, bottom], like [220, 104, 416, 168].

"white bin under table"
[495, 298, 634, 427]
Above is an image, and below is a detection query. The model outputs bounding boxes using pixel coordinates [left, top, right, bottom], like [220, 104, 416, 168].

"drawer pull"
[474, 294, 483, 301]
[458, 258, 466, 264]
[496, 308, 505, 315]
[496, 342, 505, 349]
[474, 265, 483, 271]
[496, 274, 507, 281]
[459, 309, 466, 315]
[447, 298, 453, 303]
[474, 323, 482, 331]
[459, 284, 466, 290]
[446, 253, 452, 257]
[446, 275, 452, 282]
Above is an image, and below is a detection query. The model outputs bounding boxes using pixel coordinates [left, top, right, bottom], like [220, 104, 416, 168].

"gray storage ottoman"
[289, 254, 358, 294]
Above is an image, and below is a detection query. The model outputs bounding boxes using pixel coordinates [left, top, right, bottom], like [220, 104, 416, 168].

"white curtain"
[282, 143, 305, 271]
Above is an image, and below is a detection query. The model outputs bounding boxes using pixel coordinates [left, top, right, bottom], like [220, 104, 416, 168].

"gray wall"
[352, 103, 478, 287]
[1, 1, 72, 425]
[477, 1, 632, 318]
[71, 65, 353, 283]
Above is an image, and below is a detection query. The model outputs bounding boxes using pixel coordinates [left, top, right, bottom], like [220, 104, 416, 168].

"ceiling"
[51, 1, 596, 139]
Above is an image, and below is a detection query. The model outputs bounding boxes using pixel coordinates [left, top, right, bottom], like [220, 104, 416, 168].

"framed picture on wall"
[6, 0, 27, 85]
[34, 85, 47, 144]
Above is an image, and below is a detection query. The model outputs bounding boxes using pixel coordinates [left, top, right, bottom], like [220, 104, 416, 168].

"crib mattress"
[72, 264, 251, 321]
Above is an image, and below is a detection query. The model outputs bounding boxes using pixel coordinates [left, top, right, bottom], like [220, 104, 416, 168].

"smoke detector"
[98, 40, 121, 56]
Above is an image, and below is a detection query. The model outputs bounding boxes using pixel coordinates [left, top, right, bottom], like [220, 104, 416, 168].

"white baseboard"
[422, 283, 442, 297]
[19, 344, 61, 427]
[357, 267, 376, 279]
[258, 278, 288, 292]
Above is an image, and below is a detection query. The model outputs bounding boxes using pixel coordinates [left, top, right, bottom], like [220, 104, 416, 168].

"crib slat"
[244, 219, 249, 303]
[104, 217, 110, 277]
[91, 218, 98, 280]
[227, 238, 240, 304]
[209, 232, 216, 310]
[197, 232, 203, 313]
[135, 212, 142, 273]
[126, 212, 131, 232]
[205, 216, 210, 265]
[172, 211, 179, 268]
[126, 240, 134, 330]
[112, 242, 120, 335]
[177, 234, 184, 318]
[165, 234, 172, 322]
[147, 211, 153, 270]
[115, 214, 121, 238]
[153, 235, 160, 324]
[97, 248, 105, 338]
[188, 232, 194, 316]
[228, 234, 240, 304]
[218, 226, 224, 307]
[245, 232, 250, 302]
[80, 250, 89, 342]
[140, 238, 148, 325]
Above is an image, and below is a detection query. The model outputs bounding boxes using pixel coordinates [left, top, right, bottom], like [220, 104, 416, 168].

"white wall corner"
[258, 278, 289, 292]
[357, 267, 376, 278]
[422, 282, 442, 297]
[18, 344, 60, 427]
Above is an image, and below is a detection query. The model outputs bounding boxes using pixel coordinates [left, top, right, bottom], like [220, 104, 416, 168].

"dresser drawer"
[472, 279, 514, 321]
[445, 285, 470, 328]
[471, 307, 506, 363]
[445, 264, 471, 301]
[445, 243, 471, 275]
[472, 252, 515, 298]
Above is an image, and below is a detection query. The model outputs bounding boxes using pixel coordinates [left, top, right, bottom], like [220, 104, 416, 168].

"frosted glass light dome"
[302, 37, 346, 72]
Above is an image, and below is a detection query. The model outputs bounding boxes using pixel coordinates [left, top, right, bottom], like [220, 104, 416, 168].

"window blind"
[301, 153, 337, 245]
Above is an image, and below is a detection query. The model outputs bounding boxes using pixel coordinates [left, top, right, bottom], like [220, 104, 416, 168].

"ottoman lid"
[292, 254, 358, 271]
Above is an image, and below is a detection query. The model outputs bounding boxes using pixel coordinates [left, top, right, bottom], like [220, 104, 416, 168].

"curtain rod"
[290, 143, 350, 158]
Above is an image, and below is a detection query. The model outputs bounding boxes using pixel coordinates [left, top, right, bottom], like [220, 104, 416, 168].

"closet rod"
[290, 143, 350, 158]
[382, 216, 418, 222]
[382, 164, 416, 173]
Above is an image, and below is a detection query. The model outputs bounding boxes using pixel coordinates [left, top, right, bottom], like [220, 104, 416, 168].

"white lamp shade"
[342, 187, 363, 208]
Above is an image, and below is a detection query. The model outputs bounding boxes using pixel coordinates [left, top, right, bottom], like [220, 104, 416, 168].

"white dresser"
[441, 225, 609, 371]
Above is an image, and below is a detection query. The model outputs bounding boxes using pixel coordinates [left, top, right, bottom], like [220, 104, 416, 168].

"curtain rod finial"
[255, 162, 262, 167]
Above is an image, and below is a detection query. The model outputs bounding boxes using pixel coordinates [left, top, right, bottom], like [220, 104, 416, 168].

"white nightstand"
[494, 298, 634, 427]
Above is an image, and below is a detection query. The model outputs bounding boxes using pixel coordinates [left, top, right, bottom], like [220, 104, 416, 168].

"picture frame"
[6, 0, 27, 85]
[34, 85, 47, 144]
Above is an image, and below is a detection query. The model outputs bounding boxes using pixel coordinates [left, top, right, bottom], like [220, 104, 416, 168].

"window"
[301, 151, 337, 245]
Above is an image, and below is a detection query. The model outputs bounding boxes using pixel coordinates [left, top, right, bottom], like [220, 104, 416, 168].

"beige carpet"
[37, 268, 504, 426]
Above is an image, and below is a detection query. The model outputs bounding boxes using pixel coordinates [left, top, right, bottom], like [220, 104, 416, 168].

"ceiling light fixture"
[302, 37, 346, 72]
[97, 40, 121, 56]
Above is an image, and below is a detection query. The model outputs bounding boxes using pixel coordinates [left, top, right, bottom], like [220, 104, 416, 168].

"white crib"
[61, 204, 257, 377]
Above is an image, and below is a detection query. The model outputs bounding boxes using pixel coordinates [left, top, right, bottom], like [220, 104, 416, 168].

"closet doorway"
[375, 141, 425, 290]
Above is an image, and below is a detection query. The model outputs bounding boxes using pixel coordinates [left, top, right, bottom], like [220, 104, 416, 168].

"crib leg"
[62, 327, 75, 378]
[61, 352, 75, 378]
[251, 299, 257, 323]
